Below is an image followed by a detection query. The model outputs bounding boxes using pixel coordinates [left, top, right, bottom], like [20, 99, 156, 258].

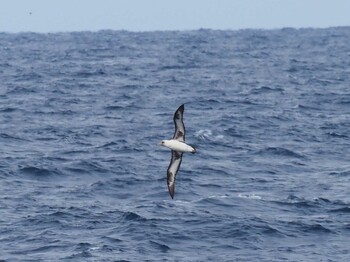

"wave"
[237, 193, 263, 200]
[250, 86, 284, 94]
[0, 133, 29, 141]
[121, 211, 147, 222]
[149, 240, 171, 252]
[329, 207, 350, 213]
[329, 170, 350, 176]
[255, 146, 305, 159]
[194, 129, 224, 141]
[0, 107, 18, 113]
[19, 166, 62, 177]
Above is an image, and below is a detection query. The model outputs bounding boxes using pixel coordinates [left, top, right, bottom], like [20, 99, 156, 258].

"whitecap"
[237, 193, 263, 200]
[195, 129, 224, 141]
[195, 129, 212, 139]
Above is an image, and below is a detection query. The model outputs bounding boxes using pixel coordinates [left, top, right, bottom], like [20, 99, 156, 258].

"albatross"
[160, 104, 196, 199]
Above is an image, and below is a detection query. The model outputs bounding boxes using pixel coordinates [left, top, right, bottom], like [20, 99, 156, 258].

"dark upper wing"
[167, 150, 183, 199]
[173, 104, 185, 142]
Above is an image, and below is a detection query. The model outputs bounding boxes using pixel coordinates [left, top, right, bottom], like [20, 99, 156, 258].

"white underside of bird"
[160, 139, 196, 153]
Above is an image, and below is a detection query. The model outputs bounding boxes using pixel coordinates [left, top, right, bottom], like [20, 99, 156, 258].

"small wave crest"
[256, 146, 305, 159]
[195, 129, 224, 141]
[121, 211, 147, 222]
[149, 240, 171, 252]
[19, 166, 62, 178]
[237, 193, 263, 200]
[251, 86, 284, 94]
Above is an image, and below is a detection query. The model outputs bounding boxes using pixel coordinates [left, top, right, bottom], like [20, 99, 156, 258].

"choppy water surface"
[1, 28, 350, 261]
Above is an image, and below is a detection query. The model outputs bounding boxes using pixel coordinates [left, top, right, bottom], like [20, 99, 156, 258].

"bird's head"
[160, 140, 172, 148]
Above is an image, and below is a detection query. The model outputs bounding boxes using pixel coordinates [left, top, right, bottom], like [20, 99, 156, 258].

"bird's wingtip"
[169, 190, 175, 199]
[168, 184, 175, 199]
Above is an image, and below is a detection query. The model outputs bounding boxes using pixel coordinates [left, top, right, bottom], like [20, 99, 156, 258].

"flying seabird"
[160, 104, 196, 199]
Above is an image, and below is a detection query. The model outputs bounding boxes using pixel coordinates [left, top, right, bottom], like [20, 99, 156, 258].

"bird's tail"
[191, 146, 197, 154]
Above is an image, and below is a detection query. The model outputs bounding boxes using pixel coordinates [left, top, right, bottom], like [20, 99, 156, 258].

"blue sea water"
[1, 27, 350, 261]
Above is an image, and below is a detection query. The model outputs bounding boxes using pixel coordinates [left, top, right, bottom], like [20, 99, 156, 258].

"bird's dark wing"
[173, 104, 185, 142]
[167, 150, 183, 199]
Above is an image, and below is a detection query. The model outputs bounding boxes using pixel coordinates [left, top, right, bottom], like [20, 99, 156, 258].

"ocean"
[1, 27, 350, 261]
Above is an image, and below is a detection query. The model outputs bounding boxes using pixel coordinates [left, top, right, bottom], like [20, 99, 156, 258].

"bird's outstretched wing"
[173, 104, 185, 142]
[167, 150, 183, 199]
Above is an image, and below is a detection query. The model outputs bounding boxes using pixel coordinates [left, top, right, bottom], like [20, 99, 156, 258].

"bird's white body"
[161, 139, 196, 153]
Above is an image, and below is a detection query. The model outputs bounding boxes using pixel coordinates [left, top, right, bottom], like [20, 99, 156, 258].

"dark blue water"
[1, 27, 350, 261]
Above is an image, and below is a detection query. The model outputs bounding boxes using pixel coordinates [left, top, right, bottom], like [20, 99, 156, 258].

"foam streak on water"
[1, 28, 350, 261]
